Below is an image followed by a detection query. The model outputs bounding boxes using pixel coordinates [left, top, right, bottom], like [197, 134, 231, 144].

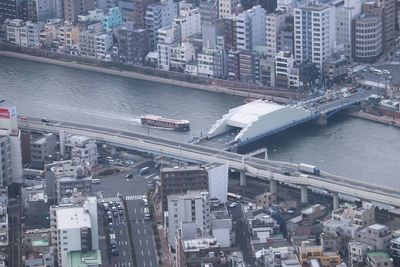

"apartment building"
[294, 3, 336, 71]
[265, 8, 290, 57]
[236, 5, 266, 51]
[166, 191, 211, 248]
[160, 165, 208, 211]
[50, 197, 99, 266]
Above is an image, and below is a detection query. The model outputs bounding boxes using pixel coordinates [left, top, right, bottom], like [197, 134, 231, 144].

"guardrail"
[20, 121, 400, 207]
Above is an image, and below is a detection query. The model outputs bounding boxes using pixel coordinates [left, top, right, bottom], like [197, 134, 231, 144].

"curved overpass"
[18, 118, 400, 207]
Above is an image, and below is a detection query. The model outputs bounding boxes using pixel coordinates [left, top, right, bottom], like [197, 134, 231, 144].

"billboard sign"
[0, 108, 10, 119]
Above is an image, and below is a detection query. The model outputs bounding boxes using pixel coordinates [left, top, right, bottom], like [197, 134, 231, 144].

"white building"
[166, 191, 211, 248]
[206, 164, 228, 204]
[265, 9, 290, 57]
[332, 202, 375, 227]
[6, 19, 42, 48]
[275, 51, 295, 85]
[0, 100, 22, 185]
[145, 0, 177, 51]
[174, 5, 201, 43]
[95, 32, 113, 60]
[356, 224, 391, 251]
[294, 3, 336, 71]
[335, 0, 362, 59]
[50, 197, 98, 267]
[78, 9, 104, 22]
[348, 241, 373, 266]
[236, 5, 266, 51]
[157, 25, 177, 70]
[169, 42, 195, 71]
[219, 0, 240, 18]
[60, 134, 98, 168]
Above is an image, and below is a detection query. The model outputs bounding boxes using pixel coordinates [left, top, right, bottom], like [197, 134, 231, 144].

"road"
[8, 197, 21, 267]
[94, 170, 158, 267]
[19, 117, 400, 207]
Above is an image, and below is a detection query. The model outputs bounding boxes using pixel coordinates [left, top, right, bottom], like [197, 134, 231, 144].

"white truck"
[298, 163, 320, 176]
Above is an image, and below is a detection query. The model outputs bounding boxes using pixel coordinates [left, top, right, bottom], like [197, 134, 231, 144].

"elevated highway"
[19, 118, 400, 208]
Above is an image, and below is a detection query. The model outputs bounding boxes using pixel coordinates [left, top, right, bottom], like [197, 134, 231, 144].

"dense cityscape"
[0, 0, 400, 266]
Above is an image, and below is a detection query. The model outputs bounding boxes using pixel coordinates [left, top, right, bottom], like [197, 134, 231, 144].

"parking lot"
[94, 163, 159, 267]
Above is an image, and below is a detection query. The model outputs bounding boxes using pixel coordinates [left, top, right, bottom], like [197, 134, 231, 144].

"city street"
[93, 168, 159, 267]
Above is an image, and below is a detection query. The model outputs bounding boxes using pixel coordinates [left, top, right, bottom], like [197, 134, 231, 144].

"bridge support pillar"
[301, 185, 308, 204]
[333, 193, 339, 210]
[315, 112, 328, 125]
[270, 180, 277, 194]
[240, 171, 246, 186]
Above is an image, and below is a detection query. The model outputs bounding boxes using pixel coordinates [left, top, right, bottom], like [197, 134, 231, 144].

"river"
[1, 56, 399, 188]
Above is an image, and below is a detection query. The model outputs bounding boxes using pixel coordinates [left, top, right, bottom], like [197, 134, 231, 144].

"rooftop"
[56, 207, 91, 230]
[161, 165, 205, 173]
[67, 250, 102, 267]
[226, 100, 284, 128]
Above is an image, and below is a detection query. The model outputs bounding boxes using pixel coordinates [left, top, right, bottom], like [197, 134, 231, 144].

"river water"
[1, 56, 399, 188]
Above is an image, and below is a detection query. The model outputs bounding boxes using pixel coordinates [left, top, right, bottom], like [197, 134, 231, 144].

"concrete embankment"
[347, 110, 400, 128]
[0, 50, 281, 100]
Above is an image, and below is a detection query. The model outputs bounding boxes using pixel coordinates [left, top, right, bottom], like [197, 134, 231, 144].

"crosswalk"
[97, 195, 144, 203]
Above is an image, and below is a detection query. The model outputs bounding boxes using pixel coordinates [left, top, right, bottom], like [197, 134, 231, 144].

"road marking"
[144, 229, 146, 235]
[125, 241, 128, 245]
[141, 250, 144, 256]
[148, 250, 150, 256]
[123, 250, 126, 256]
[96, 195, 143, 203]
[128, 263, 131, 267]
[134, 208, 136, 214]
[120, 230, 123, 235]
[138, 229, 140, 234]
[146, 239, 148, 245]
[139, 240, 142, 245]
[150, 261, 153, 267]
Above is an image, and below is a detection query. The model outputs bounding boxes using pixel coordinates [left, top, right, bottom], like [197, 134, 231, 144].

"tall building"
[157, 25, 177, 70]
[63, 0, 95, 23]
[50, 197, 99, 266]
[145, 0, 177, 51]
[378, 0, 396, 54]
[0, 100, 22, 185]
[160, 165, 208, 211]
[335, 0, 362, 60]
[274, 50, 296, 88]
[27, 0, 58, 22]
[294, 3, 336, 71]
[265, 8, 291, 57]
[199, 0, 219, 25]
[236, 5, 266, 51]
[174, 5, 201, 43]
[0, 0, 24, 21]
[166, 190, 211, 248]
[353, 14, 382, 62]
[119, 0, 156, 28]
[114, 27, 149, 65]
[102, 7, 122, 31]
[218, 0, 240, 19]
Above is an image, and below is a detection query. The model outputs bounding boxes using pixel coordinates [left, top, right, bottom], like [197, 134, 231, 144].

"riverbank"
[0, 50, 290, 102]
[347, 110, 400, 128]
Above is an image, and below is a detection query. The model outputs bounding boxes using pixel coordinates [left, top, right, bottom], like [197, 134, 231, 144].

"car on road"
[119, 209, 123, 215]
[41, 118, 50, 123]
[108, 222, 114, 231]
[125, 174, 133, 179]
[229, 202, 239, 208]
[117, 204, 123, 210]
[112, 248, 119, 256]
